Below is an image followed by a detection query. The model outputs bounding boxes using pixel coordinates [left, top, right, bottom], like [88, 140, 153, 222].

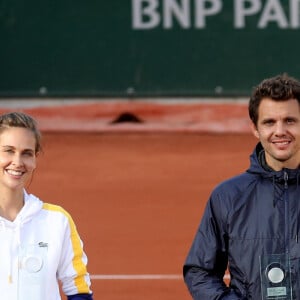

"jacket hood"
[16, 190, 43, 226]
[0, 190, 43, 229]
[247, 143, 300, 209]
[247, 142, 300, 182]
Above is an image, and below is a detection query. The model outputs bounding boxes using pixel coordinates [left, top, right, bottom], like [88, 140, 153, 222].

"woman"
[0, 112, 93, 299]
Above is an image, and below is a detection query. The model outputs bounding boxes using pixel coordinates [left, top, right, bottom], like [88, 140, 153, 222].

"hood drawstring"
[0, 219, 5, 231]
[2, 219, 22, 284]
[11, 220, 22, 283]
[0, 219, 13, 284]
[272, 176, 276, 207]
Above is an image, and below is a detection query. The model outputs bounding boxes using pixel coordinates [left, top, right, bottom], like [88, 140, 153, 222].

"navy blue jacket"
[183, 143, 300, 299]
[68, 294, 93, 300]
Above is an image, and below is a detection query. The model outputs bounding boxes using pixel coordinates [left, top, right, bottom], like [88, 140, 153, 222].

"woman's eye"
[5, 149, 14, 153]
[23, 152, 34, 157]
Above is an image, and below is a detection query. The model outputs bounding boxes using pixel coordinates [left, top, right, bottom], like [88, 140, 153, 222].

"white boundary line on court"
[90, 274, 182, 280]
[90, 274, 230, 280]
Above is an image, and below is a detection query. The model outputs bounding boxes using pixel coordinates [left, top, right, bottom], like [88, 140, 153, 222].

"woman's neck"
[0, 188, 24, 221]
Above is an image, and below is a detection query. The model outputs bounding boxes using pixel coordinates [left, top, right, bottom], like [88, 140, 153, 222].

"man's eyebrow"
[261, 117, 274, 122]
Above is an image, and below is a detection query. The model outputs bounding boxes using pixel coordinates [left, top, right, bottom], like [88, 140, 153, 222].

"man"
[183, 74, 300, 299]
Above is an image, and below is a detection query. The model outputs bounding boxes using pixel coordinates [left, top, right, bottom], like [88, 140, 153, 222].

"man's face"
[252, 98, 300, 171]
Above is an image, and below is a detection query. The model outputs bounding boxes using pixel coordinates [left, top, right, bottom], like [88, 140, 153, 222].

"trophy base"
[260, 254, 292, 300]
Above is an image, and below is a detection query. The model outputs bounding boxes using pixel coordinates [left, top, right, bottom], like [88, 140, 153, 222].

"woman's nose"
[12, 154, 23, 166]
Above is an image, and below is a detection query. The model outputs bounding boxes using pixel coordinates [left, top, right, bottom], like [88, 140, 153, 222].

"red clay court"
[0, 100, 257, 299]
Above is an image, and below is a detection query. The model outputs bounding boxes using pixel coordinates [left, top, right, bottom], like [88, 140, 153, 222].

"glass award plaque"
[260, 254, 292, 299]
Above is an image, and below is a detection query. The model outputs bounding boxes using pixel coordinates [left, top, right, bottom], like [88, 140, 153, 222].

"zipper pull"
[284, 171, 288, 189]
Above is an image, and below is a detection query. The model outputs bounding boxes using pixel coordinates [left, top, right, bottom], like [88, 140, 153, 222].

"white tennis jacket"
[0, 190, 92, 300]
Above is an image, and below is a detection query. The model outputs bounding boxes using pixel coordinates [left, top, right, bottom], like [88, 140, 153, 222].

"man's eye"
[264, 120, 274, 125]
[286, 119, 295, 124]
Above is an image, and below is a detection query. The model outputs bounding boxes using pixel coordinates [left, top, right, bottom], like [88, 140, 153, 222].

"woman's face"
[0, 127, 37, 191]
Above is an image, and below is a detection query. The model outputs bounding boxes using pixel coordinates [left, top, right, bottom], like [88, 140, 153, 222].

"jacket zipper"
[284, 170, 290, 254]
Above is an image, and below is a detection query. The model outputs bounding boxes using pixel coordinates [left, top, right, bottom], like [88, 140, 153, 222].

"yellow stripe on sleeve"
[43, 203, 90, 293]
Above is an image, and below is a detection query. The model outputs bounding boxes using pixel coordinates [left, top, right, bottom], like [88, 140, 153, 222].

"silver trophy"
[260, 254, 292, 299]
